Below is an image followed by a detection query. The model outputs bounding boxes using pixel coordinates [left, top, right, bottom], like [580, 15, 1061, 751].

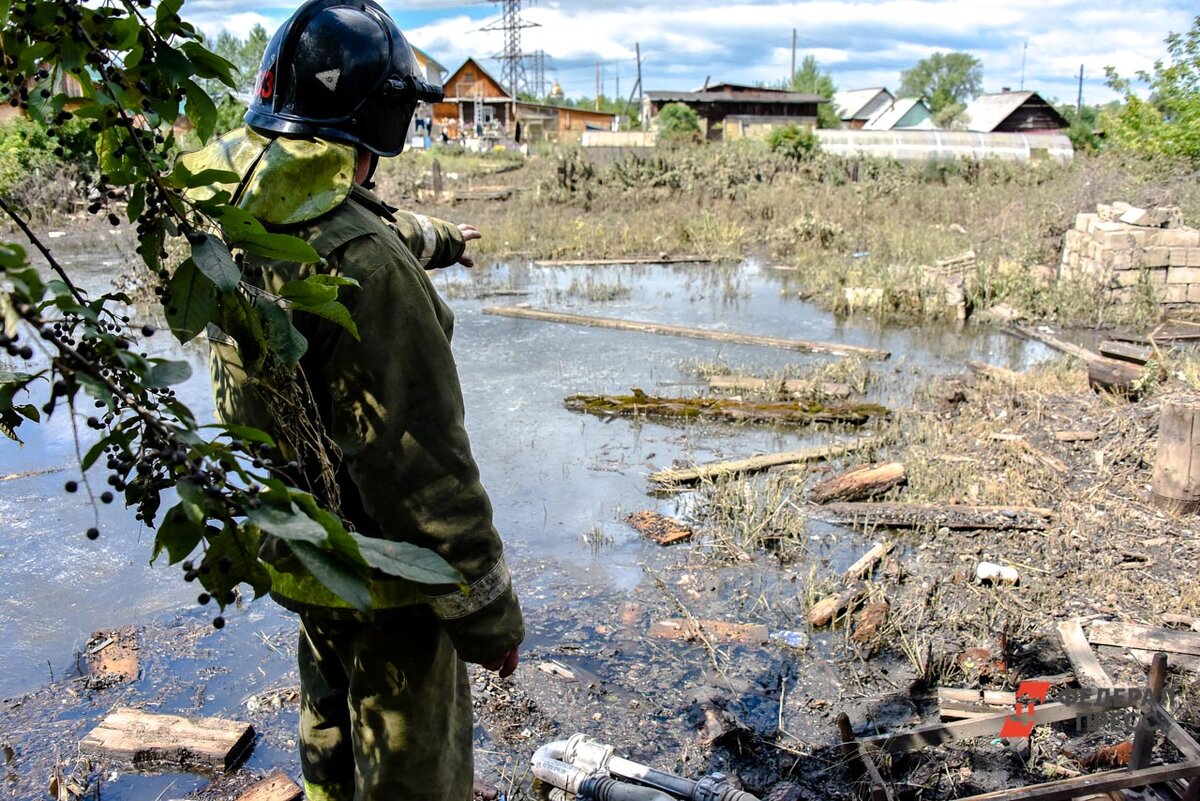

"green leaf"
[281, 277, 338, 305]
[155, 41, 194, 83]
[290, 299, 358, 340]
[207, 423, 276, 447]
[155, 0, 184, 25]
[166, 161, 239, 190]
[255, 296, 307, 367]
[183, 79, 217, 142]
[289, 541, 372, 612]
[81, 435, 110, 471]
[76, 373, 115, 412]
[180, 42, 238, 88]
[350, 535, 463, 586]
[233, 230, 320, 264]
[247, 503, 328, 546]
[175, 479, 208, 525]
[216, 291, 266, 373]
[200, 522, 272, 602]
[164, 259, 219, 343]
[190, 233, 240, 291]
[291, 492, 364, 565]
[151, 502, 204, 565]
[96, 127, 133, 184]
[144, 359, 193, 389]
[281, 275, 359, 339]
[212, 204, 266, 237]
[126, 183, 146, 224]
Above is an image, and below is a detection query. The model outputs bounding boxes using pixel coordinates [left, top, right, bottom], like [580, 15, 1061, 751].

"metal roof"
[646, 88, 824, 104]
[833, 88, 892, 120]
[411, 46, 447, 77]
[960, 91, 1067, 133]
[863, 97, 935, 131]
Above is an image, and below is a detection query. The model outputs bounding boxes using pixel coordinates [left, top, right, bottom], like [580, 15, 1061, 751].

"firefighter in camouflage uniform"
[184, 1, 524, 798]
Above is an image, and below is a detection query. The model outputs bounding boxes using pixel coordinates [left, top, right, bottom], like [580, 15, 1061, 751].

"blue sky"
[184, 1, 1197, 105]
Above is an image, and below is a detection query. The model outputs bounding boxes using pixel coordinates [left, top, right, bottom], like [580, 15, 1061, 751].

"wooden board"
[648, 619, 769, 645]
[1089, 621, 1200, 658]
[237, 770, 302, 801]
[815, 502, 1052, 531]
[1057, 620, 1115, 689]
[624, 510, 693, 545]
[953, 762, 1200, 801]
[1100, 340, 1155, 366]
[1152, 392, 1200, 514]
[531, 256, 712, 267]
[1089, 357, 1143, 399]
[1006, 325, 1104, 364]
[650, 439, 869, 488]
[483, 306, 891, 359]
[1111, 320, 1200, 345]
[810, 463, 907, 505]
[79, 708, 255, 773]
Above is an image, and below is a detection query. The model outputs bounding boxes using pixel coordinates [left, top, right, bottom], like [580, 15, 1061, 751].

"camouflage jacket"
[191, 128, 523, 663]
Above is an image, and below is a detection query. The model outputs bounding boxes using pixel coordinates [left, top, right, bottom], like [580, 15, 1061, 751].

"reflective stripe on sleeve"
[412, 213, 437, 266]
[425, 555, 511, 620]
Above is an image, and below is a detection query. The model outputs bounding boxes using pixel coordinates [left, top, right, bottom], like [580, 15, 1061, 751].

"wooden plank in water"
[1100, 340, 1154, 366]
[650, 439, 870, 488]
[531, 256, 711, 266]
[1006, 325, 1103, 364]
[483, 306, 891, 359]
[79, 708, 254, 773]
[237, 770, 302, 801]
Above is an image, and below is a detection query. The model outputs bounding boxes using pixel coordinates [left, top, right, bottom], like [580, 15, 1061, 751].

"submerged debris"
[565, 388, 889, 425]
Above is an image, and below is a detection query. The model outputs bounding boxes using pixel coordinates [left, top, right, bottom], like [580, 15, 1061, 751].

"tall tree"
[791, 55, 841, 128]
[1103, 14, 1200, 163]
[899, 52, 983, 114]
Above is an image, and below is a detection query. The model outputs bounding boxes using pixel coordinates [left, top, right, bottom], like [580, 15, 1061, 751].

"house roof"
[833, 87, 892, 120]
[517, 101, 616, 119]
[863, 97, 935, 131]
[961, 91, 1067, 132]
[411, 46, 447, 78]
[646, 88, 825, 105]
[444, 57, 510, 99]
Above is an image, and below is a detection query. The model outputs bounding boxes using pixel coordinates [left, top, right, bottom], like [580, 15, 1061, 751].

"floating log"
[1153, 390, 1200, 514]
[79, 708, 255, 773]
[237, 771, 302, 801]
[1056, 619, 1115, 689]
[707, 375, 853, 400]
[815, 502, 1052, 531]
[843, 541, 895, 583]
[566, 389, 888, 426]
[811, 462, 907, 504]
[649, 619, 769, 645]
[650, 439, 870, 488]
[484, 306, 891, 359]
[1006, 324, 1103, 364]
[1088, 357, 1143, 399]
[808, 584, 866, 628]
[531, 256, 712, 266]
[1100, 340, 1154, 366]
[624, 510, 693, 546]
[1089, 621, 1200, 658]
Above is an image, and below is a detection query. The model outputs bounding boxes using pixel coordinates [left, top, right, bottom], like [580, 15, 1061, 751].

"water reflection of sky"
[0, 252, 1049, 698]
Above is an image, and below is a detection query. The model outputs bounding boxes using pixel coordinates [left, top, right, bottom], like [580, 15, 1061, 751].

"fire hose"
[531, 734, 762, 801]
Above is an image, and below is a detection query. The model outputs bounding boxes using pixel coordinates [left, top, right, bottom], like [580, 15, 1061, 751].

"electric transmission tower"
[525, 50, 546, 99]
[482, 0, 539, 98]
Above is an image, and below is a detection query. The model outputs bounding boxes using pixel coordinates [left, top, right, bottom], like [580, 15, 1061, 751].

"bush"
[0, 117, 60, 194]
[656, 102, 701, 144]
[767, 124, 819, 161]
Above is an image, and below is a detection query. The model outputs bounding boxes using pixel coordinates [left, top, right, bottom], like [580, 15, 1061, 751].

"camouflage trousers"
[297, 608, 474, 801]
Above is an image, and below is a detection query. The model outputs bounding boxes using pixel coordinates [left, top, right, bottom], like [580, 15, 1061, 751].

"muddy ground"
[4, 347, 1200, 801]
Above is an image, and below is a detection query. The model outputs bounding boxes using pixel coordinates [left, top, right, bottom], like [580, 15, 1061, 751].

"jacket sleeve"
[390, 212, 467, 271]
[318, 234, 523, 663]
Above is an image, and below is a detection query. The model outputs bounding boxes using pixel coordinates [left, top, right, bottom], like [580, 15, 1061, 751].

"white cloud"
[186, 0, 1194, 102]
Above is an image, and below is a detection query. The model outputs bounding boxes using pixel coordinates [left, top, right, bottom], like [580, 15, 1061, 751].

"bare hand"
[482, 645, 519, 678]
[457, 223, 481, 269]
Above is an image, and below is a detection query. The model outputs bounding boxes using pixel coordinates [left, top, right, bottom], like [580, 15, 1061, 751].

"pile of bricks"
[1060, 202, 1200, 306]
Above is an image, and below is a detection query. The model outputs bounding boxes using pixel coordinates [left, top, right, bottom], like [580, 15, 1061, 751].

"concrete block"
[1087, 217, 1104, 235]
[1159, 206, 1184, 228]
[1064, 229, 1082, 250]
[1141, 246, 1171, 267]
[1111, 287, 1137, 305]
[1170, 248, 1191, 266]
[1097, 204, 1117, 222]
[1165, 283, 1190, 303]
[1128, 227, 1151, 245]
[1189, 248, 1200, 267]
[1168, 267, 1200, 284]
[1093, 220, 1126, 233]
[1113, 269, 1144, 287]
[1153, 228, 1200, 248]
[1101, 231, 1133, 250]
[1188, 284, 1200, 304]
[1075, 213, 1099, 231]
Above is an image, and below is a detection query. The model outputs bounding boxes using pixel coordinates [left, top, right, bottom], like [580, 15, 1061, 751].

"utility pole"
[791, 29, 797, 86]
[595, 60, 600, 110]
[1020, 41, 1027, 90]
[635, 43, 644, 129]
[1076, 64, 1084, 119]
[483, 0, 539, 129]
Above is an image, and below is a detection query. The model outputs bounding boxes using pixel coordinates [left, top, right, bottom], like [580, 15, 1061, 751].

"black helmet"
[244, 0, 444, 157]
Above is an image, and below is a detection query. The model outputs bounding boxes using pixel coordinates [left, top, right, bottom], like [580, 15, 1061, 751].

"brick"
[1188, 284, 1200, 304]
[1101, 231, 1133, 249]
[1140, 246, 1171, 267]
[1111, 287, 1137, 305]
[1168, 267, 1200, 284]
[1113, 269, 1144, 287]
[1097, 204, 1118, 222]
[1087, 217, 1104, 235]
[1075, 213, 1098, 231]
[1093, 220, 1126, 233]
[1063, 229, 1081, 250]
[1170, 248, 1191, 266]
[1189, 248, 1200, 268]
[1152, 229, 1200, 248]
[1128, 227, 1151, 245]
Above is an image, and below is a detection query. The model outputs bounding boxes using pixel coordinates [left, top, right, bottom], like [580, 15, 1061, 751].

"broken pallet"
[79, 708, 254, 774]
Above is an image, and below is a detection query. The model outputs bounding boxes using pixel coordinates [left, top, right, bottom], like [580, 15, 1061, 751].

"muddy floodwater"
[0, 235, 1051, 799]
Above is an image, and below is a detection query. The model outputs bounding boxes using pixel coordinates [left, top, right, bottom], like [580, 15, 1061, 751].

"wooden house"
[961, 90, 1068, 134]
[862, 97, 936, 131]
[643, 83, 823, 142]
[433, 58, 616, 143]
